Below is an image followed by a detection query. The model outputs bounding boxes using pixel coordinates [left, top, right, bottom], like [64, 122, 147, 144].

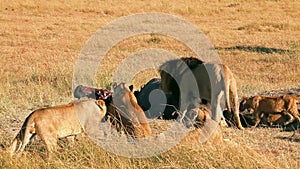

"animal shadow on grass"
[223, 110, 255, 128]
[275, 134, 300, 143]
[276, 120, 300, 143]
[215, 46, 294, 54]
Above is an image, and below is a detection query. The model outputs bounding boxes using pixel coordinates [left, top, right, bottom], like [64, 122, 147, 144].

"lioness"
[109, 82, 152, 138]
[239, 95, 300, 128]
[8, 99, 107, 156]
[159, 57, 244, 129]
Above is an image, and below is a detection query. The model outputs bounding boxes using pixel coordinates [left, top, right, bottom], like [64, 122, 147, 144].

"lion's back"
[31, 102, 83, 137]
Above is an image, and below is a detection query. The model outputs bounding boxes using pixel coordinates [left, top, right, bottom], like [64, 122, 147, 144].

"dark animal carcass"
[74, 85, 111, 100]
[135, 78, 179, 120]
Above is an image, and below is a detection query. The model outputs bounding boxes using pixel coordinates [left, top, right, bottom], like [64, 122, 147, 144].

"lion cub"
[240, 95, 300, 128]
[8, 99, 106, 156]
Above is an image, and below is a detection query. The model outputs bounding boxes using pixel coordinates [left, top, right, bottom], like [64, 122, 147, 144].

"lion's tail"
[7, 112, 36, 155]
[7, 133, 21, 155]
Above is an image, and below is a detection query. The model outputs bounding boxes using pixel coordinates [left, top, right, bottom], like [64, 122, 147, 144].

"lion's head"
[110, 82, 152, 138]
[179, 106, 209, 128]
[159, 57, 204, 103]
[239, 96, 261, 112]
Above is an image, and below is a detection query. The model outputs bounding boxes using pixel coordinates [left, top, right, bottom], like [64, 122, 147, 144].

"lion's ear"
[110, 82, 117, 90]
[252, 96, 261, 108]
[242, 96, 248, 100]
[128, 84, 134, 92]
[96, 100, 106, 110]
[253, 96, 262, 102]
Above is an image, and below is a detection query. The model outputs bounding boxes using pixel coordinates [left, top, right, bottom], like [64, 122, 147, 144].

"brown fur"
[109, 83, 152, 138]
[159, 57, 244, 129]
[240, 95, 300, 128]
[8, 100, 107, 156]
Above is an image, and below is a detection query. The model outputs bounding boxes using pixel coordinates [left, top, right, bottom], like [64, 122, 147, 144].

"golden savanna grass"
[0, 0, 299, 168]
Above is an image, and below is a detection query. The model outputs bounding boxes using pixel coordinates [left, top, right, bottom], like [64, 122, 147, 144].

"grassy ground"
[0, 0, 299, 168]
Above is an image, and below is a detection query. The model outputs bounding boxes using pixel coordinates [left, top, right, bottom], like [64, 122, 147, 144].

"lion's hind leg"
[36, 134, 58, 160]
[8, 127, 36, 156]
[43, 137, 58, 152]
[35, 125, 58, 158]
[17, 132, 36, 155]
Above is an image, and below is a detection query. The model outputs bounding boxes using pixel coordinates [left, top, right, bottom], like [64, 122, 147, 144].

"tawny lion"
[109, 82, 152, 138]
[159, 57, 244, 130]
[8, 99, 106, 156]
[240, 95, 300, 128]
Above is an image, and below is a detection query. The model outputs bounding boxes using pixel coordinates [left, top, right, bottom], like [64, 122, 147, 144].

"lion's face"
[110, 82, 152, 137]
[239, 97, 253, 112]
[180, 106, 210, 129]
[239, 96, 261, 113]
[112, 82, 135, 106]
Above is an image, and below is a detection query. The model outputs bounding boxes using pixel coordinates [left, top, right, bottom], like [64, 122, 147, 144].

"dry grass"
[0, 0, 299, 168]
